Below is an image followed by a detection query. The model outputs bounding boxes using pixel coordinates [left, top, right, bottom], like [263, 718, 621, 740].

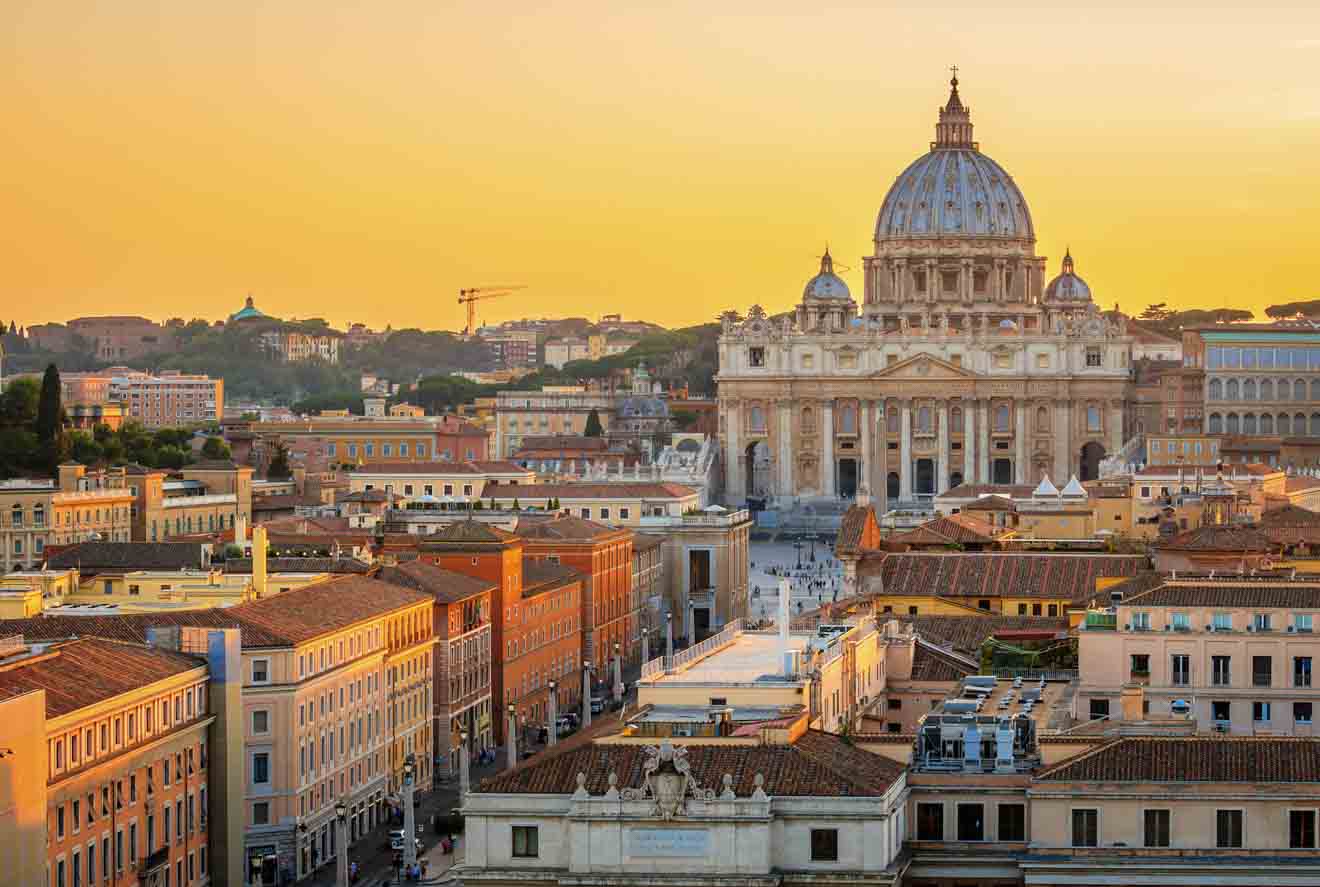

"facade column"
[822, 400, 835, 497]
[1014, 400, 1027, 483]
[1054, 400, 1071, 481]
[777, 400, 793, 501]
[878, 401, 889, 512]
[1108, 399, 1125, 459]
[936, 401, 950, 494]
[978, 399, 991, 483]
[859, 400, 871, 498]
[962, 399, 975, 488]
[899, 401, 913, 501]
[725, 400, 742, 505]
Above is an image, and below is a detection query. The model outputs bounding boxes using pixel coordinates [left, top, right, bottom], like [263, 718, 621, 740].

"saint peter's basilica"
[717, 75, 1133, 510]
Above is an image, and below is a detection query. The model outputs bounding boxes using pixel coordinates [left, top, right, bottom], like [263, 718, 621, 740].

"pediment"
[871, 353, 979, 380]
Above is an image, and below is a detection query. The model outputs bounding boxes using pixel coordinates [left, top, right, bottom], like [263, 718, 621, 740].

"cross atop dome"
[934, 68, 975, 150]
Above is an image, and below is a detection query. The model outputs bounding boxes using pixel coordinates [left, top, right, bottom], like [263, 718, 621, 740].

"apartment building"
[241, 417, 489, 473]
[542, 337, 589, 369]
[1079, 575, 1320, 734]
[637, 507, 752, 641]
[493, 387, 615, 458]
[125, 461, 254, 542]
[1127, 356, 1205, 438]
[348, 460, 535, 504]
[104, 370, 224, 427]
[377, 561, 495, 775]
[481, 482, 701, 526]
[504, 561, 583, 745]
[1189, 324, 1320, 442]
[0, 464, 135, 570]
[0, 634, 215, 887]
[258, 328, 341, 364]
[517, 514, 636, 667]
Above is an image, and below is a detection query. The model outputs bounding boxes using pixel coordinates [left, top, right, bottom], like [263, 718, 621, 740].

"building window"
[1253, 656, 1273, 687]
[1086, 405, 1101, 431]
[1212, 700, 1231, 723]
[810, 828, 839, 862]
[599, 508, 610, 520]
[252, 711, 269, 734]
[1143, 809, 1171, 848]
[916, 803, 944, 841]
[997, 804, 1026, 842]
[1254, 613, 1272, 632]
[512, 826, 539, 858]
[748, 347, 765, 368]
[1130, 654, 1150, 680]
[1253, 701, 1271, 723]
[1211, 655, 1231, 686]
[1296, 702, 1313, 724]
[1171, 654, 1190, 686]
[1071, 809, 1099, 847]
[252, 802, 269, 826]
[1216, 810, 1243, 848]
[1297, 614, 1314, 633]
[1088, 699, 1109, 721]
[1291, 810, 1317, 849]
[252, 753, 270, 785]
[957, 804, 985, 841]
[619, 507, 630, 520]
[1212, 611, 1232, 630]
[1085, 347, 1102, 367]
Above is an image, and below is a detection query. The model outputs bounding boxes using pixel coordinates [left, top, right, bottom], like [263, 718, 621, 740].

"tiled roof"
[962, 495, 1016, 512]
[223, 557, 371, 575]
[354, 461, 528, 475]
[486, 483, 698, 500]
[0, 611, 247, 647]
[376, 561, 496, 604]
[0, 637, 206, 718]
[419, 520, 520, 546]
[1261, 504, 1320, 528]
[1036, 736, 1320, 782]
[186, 459, 246, 471]
[886, 614, 1070, 656]
[836, 505, 876, 556]
[252, 494, 326, 510]
[1077, 570, 1164, 608]
[875, 553, 1146, 602]
[908, 641, 976, 681]
[515, 435, 610, 452]
[632, 532, 666, 553]
[1155, 525, 1277, 553]
[516, 514, 629, 543]
[224, 576, 430, 645]
[47, 542, 207, 573]
[337, 489, 393, 503]
[1122, 580, 1320, 610]
[944, 484, 1034, 500]
[892, 513, 1006, 548]
[1134, 462, 1276, 478]
[476, 730, 904, 797]
[521, 560, 583, 598]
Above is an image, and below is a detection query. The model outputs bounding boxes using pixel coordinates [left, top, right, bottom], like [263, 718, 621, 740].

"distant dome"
[802, 249, 852, 301]
[229, 295, 268, 322]
[1044, 250, 1093, 302]
[874, 75, 1034, 243]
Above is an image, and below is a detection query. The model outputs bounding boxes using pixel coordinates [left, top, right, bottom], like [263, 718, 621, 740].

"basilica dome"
[802, 249, 852, 301]
[1044, 250, 1092, 302]
[874, 76, 1034, 243]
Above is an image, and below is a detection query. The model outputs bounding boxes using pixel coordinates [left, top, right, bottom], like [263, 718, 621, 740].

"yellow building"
[0, 569, 80, 617]
[0, 464, 134, 570]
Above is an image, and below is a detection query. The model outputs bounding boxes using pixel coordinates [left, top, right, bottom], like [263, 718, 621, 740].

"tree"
[68, 431, 103, 466]
[267, 440, 292, 478]
[36, 363, 66, 471]
[584, 408, 603, 437]
[201, 436, 232, 460]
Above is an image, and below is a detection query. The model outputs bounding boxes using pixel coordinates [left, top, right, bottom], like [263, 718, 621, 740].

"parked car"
[590, 697, 605, 714]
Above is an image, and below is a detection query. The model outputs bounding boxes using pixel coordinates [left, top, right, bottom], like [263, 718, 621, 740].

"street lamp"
[794, 537, 803, 569]
[334, 800, 348, 887]
[402, 755, 418, 872]
[641, 626, 650, 665]
[547, 679, 558, 747]
[459, 727, 470, 796]
[612, 641, 624, 702]
[506, 703, 518, 769]
[581, 660, 593, 728]
[665, 613, 674, 669]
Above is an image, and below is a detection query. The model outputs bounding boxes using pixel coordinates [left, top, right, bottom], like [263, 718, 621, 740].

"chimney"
[251, 525, 268, 599]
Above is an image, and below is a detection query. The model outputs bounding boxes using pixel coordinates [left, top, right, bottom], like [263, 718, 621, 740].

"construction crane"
[458, 285, 525, 337]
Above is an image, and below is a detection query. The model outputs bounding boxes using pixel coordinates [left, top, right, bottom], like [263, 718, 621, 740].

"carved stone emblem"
[621, 740, 715, 820]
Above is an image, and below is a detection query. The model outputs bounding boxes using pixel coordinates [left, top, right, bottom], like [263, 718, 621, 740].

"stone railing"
[668, 618, 744, 673]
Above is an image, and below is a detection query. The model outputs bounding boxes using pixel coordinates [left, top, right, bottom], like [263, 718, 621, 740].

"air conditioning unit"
[1124, 624, 1131, 631]
[1288, 626, 1297, 633]
[1207, 626, 1216, 633]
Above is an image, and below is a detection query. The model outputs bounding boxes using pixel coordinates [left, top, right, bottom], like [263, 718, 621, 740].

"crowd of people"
[747, 546, 846, 624]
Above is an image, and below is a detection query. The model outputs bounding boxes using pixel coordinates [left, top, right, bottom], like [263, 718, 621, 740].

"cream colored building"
[493, 387, 615, 458]
[349, 460, 535, 503]
[716, 77, 1132, 511]
[0, 465, 134, 570]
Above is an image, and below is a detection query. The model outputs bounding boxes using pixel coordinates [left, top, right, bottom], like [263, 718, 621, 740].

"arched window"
[917, 405, 932, 433]
[1297, 413, 1308, 436]
[1261, 413, 1274, 434]
[1226, 379, 1239, 400]
[749, 406, 765, 432]
[1226, 413, 1240, 434]
[1298, 380, 1309, 401]
[1036, 406, 1050, 431]
[950, 406, 963, 431]
[1313, 380, 1320, 401]
[10, 504, 22, 528]
[32, 504, 44, 528]
[1243, 413, 1257, 435]
[886, 408, 899, 434]
[840, 405, 856, 434]
[1260, 379, 1274, 401]
[1086, 405, 1101, 432]
[1279, 378, 1292, 400]
[1312, 414, 1320, 437]
[1208, 413, 1223, 434]
[802, 406, 815, 431]
[1243, 379, 1256, 400]
[995, 404, 1010, 432]
[1279, 413, 1291, 435]
[1208, 379, 1222, 401]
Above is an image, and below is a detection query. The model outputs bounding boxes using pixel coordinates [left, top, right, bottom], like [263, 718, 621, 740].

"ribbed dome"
[1044, 250, 1093, 302]
[802, 249, 852, 301]
[874, 76, 1034, 242]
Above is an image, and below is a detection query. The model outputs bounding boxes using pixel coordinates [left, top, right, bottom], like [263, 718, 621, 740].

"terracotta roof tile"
[1036, 736, 1320, 782]
[354, 460, 529, 475]
[486, 483, 698, 500]
[1122, 579, 1320, 610]
[376, 561, 496, 604]
[891, 513, 1008, 548]
[47, 542, 208, 573]
[224, 576, 430, 645]
[908, 642, 976, 681]
[224, 557, 371, 575]
[521, 560, 583, 598]
[420, 521, 521, 546]
[886, 614, 1070, 655]
[873, 553, 1146, 602]
[836, 504, 877, 555]
[516, 514, 630, 542]
[1155, 525, 1277, 553]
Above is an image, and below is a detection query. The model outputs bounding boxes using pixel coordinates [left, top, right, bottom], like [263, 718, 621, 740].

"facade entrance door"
[915, 459, 935, 496]
[993, 458, 1013, 484]
[838, 458, 858, 498]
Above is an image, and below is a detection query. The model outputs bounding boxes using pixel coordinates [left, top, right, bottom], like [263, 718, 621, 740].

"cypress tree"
[584, 408, 603, 437]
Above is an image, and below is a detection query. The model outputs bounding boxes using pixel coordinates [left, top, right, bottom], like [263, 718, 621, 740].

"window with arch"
[1312, 414, 1320, 437]
[1226, 379, 1240, 400]
[1226, 413, 1240, 434]
[840, 404, 857, 434]
[1261, 413, 1275, 434]
[1208, 379, 1223, 400]
[802, 406, 816, 432]
[1296, 380, 1308, 401]
[32, 504, 44, 528]
[917, 405, 933, 434]
[1313, 380, 1320, 401]
[995, 404, 1010, 432]
[1209, 413, 1224, 434]
[1086, 405, 1101, 432]
[1279, 378, 1292, 400]
[1298, 413, 1309, 435]
[886, 407, 899, 434]
[1260, 379, 1274, 400]
[1243, 379, 1256, 400]
[1279, 413, 1291, 435]
[950, 406, 963, 431]
[10, 504, 22, 528]
[748, 405, 765, 432]
[1243, 413, 1258, 435]
[1036, 406, 1050, 432]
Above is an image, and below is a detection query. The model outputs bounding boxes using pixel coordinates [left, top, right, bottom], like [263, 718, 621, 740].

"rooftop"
[1122, 577, 1320, 610]
[353, 460, 530, 476]
[485, 482, 699, 500]
[645, 630, 814, 685]
[376, 561, 497, 604]
[47, 542, 208, 573]
[870, 552, 1147, 603]
[521, 560, 584, 597]
[1155, 525, 1277, 553]
[1036, 736, 1320, 783]
[516, 513, 630, 543]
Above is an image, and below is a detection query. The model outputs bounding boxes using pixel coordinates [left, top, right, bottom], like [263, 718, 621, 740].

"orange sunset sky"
[3, 1, 1319, 332]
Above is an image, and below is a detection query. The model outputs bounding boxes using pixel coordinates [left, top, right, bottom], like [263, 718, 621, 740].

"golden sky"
[3, 1, 1319, 331]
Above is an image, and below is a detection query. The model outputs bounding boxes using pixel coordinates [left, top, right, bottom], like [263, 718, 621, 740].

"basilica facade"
[716, 76, 1133, 510]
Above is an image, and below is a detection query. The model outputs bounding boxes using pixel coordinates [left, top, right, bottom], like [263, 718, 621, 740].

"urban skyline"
[5, 2, 1320, 330]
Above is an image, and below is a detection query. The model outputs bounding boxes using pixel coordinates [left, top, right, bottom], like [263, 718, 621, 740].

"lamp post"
[687, 596, 697, 645]
[794, 537, 803, 569]
[665, 613, 674, 669]
[612, 641, 624, 703]
[641, 626, 650, 666]
[402, 755, 418, 872]
[506, 704, 518, 769]
[547, 679, 558, 747]
[334, 800, 348, 887]
[581, 660, 593, 728]
[459, 727, 470, 797]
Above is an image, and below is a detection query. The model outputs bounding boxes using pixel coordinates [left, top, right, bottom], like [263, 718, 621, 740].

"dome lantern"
[934, 67, 976, 150]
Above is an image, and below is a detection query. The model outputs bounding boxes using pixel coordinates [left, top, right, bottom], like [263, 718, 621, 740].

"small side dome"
[802, 248, 852, 301]
[1045, 249, 1093, 302]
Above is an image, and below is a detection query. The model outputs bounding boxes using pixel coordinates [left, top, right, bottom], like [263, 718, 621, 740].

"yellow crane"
[458, 285, 525, 337]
